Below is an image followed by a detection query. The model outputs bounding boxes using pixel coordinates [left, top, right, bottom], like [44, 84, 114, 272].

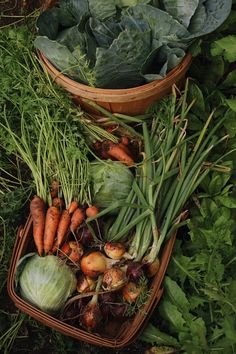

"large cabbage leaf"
[35, 0, 232, 89]
[89, 17, 123, 48]
[93, 21, 152, 88]
[88, 0, 117, 21]
[126, 5, 190, 47]
[34, 36, 95, 85]
[161, 0, 199, 28]
[186, 0, 232, 38]
[58, 0, 90, 28]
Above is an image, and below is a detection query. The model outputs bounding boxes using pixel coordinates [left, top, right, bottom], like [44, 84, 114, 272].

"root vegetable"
[80, 251, 119, 278]
[30, 196, 46, 256]
[102, 267, 127, 291]
[76, 274, 96, 293]
[122, 282, 141, 303]
[80, 276, 102, 331]
[104, 242, 132, 260]
[126, 262, 144, 281]
[56, 209, 71, 248]
[86, 205, 99, 218]
[68, 200, 79, 215]
[70, 208, 84, 233]
[60, 241, 83, 263]
[44, 206, 61, 254]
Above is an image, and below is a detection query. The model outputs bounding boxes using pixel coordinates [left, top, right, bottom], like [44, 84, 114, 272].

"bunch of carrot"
[30, 191, 98, 256]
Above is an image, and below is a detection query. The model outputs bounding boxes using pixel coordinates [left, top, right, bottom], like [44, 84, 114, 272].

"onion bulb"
[102, 267, 127, 291]
[76, 273, 96, 293]
[122, 281, 141, 303]
[126, 262, 144, 281]
[80, 276, 102, 331]
[143, 257, 160, 278]
[104, 242, 132, 260]
[80, 251, 119, 278]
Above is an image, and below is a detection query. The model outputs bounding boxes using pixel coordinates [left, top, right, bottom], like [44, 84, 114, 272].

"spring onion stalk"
[83, 99, 143, 138]
[104, 81, 230, 264]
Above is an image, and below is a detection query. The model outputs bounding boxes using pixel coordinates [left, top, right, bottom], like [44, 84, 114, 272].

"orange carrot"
[68, 200, 79, 215]
[50, 180, 59, 198]
[120, 136, 129, 146]
[43, 206, 61, 254]
[86, 206, 99, 218]
[70, 208, 84, 233]
[106, 142, 134, 166]
[56, 209, 71, 248]
[30, 196, 45, 256]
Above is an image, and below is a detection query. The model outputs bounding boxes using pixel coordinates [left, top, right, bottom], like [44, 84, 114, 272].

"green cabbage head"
[90, 160, 133, 213]
[18, 254, 77, 313]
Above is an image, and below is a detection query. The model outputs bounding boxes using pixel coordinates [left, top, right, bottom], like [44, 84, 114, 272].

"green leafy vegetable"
[89, 160, 134, 213]
[35, 0, 232, 88]
[18, 254, 77, 314]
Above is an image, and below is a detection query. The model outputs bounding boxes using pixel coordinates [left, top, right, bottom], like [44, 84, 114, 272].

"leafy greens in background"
[35, 0, 232, 88]
[140, 13, 236, 349]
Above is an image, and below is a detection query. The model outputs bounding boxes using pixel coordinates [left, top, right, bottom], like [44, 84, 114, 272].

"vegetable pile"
[35, 0, 232, 88]
[2, 74, 232, 335]
[1, 2, 236, 352]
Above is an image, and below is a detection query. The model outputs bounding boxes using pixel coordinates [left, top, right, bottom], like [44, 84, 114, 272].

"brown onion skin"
[122, 282, 141, 303]
[80, 251, 107, 278]
[104, 242, 126, 260]
[76, 273, 96, 293]
[80, 303, 102, 331]
[102, 267, 126, 291]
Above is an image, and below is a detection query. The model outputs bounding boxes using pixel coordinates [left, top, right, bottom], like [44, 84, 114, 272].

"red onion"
[76, 227, 93, 247]
[126, 262, 144, 281]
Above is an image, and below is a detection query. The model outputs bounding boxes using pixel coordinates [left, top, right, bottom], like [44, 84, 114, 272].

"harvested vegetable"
[35, 0, 232, 89]
[56, 209, 71, 248]
[60, 241, 84, 263]
[104, 242, 132, 260]
[30, 196, 45, 256]
[70, 208, 85, 234]
[80, 251, 119, 278]
[102, 267, 127, 291]
[89, 160, 133, 213]
[80, 276, 103, 331]
[44, 206, 61, 254]
[18, 254, 77, 313]
[85, 205, 99, 218]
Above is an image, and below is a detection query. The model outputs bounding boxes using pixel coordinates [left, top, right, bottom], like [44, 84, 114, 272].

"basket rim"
[39, 51, 192, 98]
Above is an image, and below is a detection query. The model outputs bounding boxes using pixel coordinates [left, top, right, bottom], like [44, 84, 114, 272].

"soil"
[0, 0, 42, 27]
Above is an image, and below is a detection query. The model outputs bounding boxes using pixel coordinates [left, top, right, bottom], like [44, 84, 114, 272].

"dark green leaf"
[158, 299, 187, 331]
[140, 323, 180, 347]
[88, 0, 116, 21]
[162, 0, 199, 28]
[211, 35, 236, 63]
